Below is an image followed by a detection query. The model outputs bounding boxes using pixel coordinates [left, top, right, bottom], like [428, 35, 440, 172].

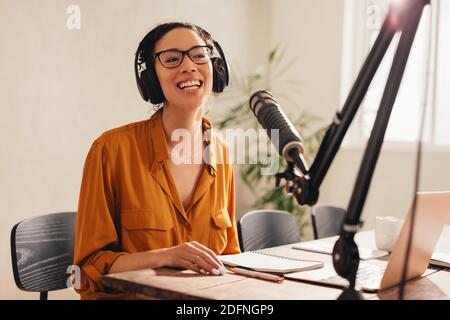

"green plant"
[214, 46, 327, 235]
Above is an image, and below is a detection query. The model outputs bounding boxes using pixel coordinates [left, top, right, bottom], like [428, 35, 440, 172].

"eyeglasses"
[154, 45, 213, 68]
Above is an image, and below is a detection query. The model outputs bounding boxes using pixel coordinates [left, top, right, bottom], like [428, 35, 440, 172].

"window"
[434, 0, 450, 145]
[341, 0, 449, 147]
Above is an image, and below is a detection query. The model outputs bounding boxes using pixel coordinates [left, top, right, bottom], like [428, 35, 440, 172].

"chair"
[11, 212, 77, 300]
[311, 205, 346, 239]
[237, 210, 301, 252]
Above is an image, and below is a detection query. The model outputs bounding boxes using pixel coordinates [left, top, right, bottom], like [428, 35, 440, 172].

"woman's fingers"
[179, 242, 225, 275]
[189, 243, 225, 272]
[165, 242, 226, 275]
[176, 258, 216, 275]
[176, 258, 203, 274]
[184, 252, 224, 275]
[190, 241, 224, 268]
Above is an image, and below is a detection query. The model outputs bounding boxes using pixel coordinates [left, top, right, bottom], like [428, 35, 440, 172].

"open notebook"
[292, 240, 388, 260]
[219, 252, 324, 274]
[431, 252, 450, 268]
[292, 236, 450, 267]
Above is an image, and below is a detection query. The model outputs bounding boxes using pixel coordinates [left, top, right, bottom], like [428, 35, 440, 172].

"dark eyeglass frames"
[154, 45, 213, 68]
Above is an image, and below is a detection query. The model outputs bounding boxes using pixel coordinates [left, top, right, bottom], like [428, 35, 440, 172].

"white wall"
[268, 0, 346, 237]
[270, 0, 345, 122]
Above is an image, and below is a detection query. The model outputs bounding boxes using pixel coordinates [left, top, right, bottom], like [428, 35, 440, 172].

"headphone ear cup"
[211, 40, 230, 93]
[212, 57, 228, 93]
[136, 73, 149, 102]
[142, 68, 165, 104]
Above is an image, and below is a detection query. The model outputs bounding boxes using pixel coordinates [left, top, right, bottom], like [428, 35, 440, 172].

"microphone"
[249, 90, 309, 174]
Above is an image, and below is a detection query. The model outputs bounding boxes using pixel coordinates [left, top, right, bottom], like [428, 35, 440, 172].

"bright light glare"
[391, 0, 408, 10]
[389, 0, 412, 29]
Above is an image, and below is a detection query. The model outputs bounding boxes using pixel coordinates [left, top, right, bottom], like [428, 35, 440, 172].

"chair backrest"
[311, 205, 346, 239]
[10, 212, 77, 300]
[237, 210, 301, 252]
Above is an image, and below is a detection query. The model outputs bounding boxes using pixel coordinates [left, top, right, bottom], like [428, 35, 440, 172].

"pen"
[228, 267, 284, 283]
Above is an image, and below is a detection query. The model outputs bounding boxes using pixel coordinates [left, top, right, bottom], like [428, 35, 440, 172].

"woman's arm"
[108, 241, 226, 275]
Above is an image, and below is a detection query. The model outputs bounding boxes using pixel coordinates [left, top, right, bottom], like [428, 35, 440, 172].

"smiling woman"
[73, 22, 239, 300]
[153, 28, 214, 112]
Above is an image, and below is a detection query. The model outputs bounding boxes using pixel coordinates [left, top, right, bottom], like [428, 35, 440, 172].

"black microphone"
[249, 90, 309, 174]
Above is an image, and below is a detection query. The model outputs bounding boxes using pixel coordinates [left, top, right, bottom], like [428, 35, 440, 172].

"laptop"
[285, 191, 450, 292]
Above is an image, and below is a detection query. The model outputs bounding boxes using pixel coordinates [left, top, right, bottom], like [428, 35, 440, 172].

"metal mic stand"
[276, 0, 430, 299]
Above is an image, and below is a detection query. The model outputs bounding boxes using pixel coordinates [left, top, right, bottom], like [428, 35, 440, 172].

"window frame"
[340, 0, 445, 151]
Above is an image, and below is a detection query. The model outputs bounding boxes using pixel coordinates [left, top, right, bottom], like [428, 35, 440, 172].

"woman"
[74, 22, 240, 300]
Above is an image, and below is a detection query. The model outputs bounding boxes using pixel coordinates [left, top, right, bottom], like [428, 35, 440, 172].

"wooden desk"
[102, 227, 450, 300]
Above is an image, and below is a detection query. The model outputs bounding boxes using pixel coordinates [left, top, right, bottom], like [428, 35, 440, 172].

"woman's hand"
[161, 241, 226, 275]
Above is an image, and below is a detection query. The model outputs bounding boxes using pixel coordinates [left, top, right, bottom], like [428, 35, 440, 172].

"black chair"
[311, 205, 346, 239]
[11, 212, 77, 300]
[237, 210, 301, 252]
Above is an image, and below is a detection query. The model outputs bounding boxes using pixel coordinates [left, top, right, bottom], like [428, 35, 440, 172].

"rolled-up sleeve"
[74, 138, 128, 299]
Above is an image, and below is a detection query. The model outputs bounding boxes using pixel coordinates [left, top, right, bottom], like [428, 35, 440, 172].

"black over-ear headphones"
[134, 25, 230, 104]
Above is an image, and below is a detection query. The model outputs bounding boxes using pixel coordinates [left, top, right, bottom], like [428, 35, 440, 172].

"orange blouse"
[73, 109, 240, 300]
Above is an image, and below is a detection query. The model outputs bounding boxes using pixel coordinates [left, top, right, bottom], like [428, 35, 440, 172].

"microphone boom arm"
[276, 0, 430, 299]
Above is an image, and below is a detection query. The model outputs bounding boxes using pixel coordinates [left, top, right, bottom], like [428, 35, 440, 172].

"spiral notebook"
[292, 239, 388, 260]
[219, 252, 324, 274]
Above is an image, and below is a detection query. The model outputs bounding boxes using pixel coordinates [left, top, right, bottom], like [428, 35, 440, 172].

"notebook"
[219, 251, 324, 274]
[292, 229, 449, 267]
[292, 240, 388, 260]
[431, 252, 450, 268]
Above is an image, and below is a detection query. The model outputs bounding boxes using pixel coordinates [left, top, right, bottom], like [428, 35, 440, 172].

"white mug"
[375, 216, 404, 252]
